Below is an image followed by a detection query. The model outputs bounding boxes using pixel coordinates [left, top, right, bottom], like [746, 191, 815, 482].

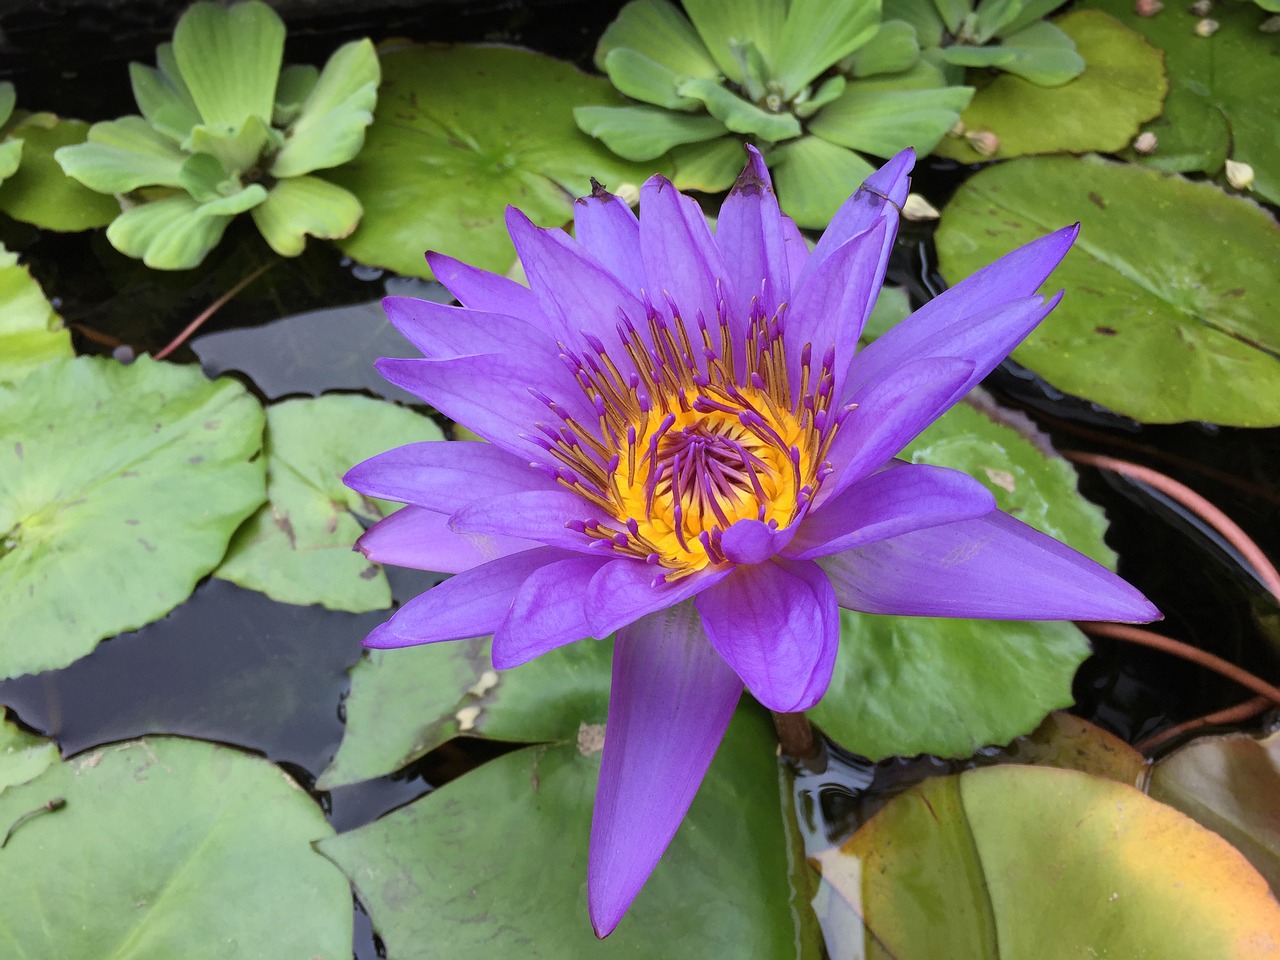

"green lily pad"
[936, 155, 1280, 425]
[318, 633, 613, 789]
[1083, 0, 1280, 205]
[0, 243, 72, 383]
[0, 114, 120, 231]
[0, 356, 265, 680]
[215, 395, 441, 613]
[0, 716, 58, 795]
[809, 394, 1111, 760]
[814, 765, 1280, 958]
[331, 44, 664, 280]
[1149, 730, 1280, 894]
[320, 706, 822, 955]
[933, 11, 1166, 162]
[0, 737, 352, 959]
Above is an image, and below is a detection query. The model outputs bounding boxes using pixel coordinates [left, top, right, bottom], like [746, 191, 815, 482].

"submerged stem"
[153, 261, 274, 361]
[771, 710, 820, 762]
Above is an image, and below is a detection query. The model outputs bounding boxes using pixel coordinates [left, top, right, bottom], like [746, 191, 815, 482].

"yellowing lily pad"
[936, 155, 1280, 425]
[331, 44, 664, 279]
[0, 357, 265, 679]
[216, 394, 442, 613]
[814, 764, 1280, 958]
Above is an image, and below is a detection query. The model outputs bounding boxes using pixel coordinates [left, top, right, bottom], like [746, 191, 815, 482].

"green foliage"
[577, 0, 974, 227]
[937, 155, 1280, 425]
[53, 1, 378, 269]
[0, 243, 73, 383]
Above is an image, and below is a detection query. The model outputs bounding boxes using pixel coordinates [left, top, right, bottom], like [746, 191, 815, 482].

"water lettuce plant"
[54, 1, 378, 270]
[0, 83, 21, 186]
[574, 0, 973, 226]
[344, 147, 1159, 935]
[886, 0, 1085, 85]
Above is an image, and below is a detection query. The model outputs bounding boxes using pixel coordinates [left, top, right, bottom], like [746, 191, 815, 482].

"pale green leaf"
[773, 0, 882, 97]
[273, 64, 319, 127]
[0, 716, 57, 795]
[677, 77, 803, 141]
[183, 113, 275, 176]
[55, 115, 187, 193]
[130, 58, 201, 142]
[669, 135, 748, 192]
[250, 175, 361, 257]
[810, 66, 973, 156]
[172, 0, 285, 127]
[681, 0, 785, 81]
[0, 243, 72, 383]
[106, 186, 267, 270]
[842, 20, 922, 77]
[595, 0, 720, 78]
[575, 103, 727, 160]
[772, 134, 876, 229]
[602, 47, 702, 110]
[0, 115, 119, 231]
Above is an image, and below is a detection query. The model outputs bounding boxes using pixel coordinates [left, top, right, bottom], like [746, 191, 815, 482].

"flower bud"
[903, 193, 941, 221]
[1133, 132, 1158, 154]
[966, 129, 1000, 157]
[1135, 0, 1164, 16]
[1194, 16, 1219, 35]
[1225, 159, 1254, 190]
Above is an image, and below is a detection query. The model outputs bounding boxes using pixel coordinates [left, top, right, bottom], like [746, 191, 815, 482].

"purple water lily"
[345, 147, 1159, 936]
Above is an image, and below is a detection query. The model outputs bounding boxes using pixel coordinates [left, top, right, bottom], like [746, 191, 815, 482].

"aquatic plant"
[344, 147, 1158, 935]
[574, 0, 973, 226]
[54, 0, 378, 270]
[0, 83, 22, 186]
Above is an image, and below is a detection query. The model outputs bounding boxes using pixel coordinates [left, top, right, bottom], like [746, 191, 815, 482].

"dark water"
[2, 2, 1278, 957]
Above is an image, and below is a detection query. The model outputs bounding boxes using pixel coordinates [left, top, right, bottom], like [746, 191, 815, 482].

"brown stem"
[1134, 696, 1273, 755]
[771, 711, 820, 761]
[152, 262, 274, 361]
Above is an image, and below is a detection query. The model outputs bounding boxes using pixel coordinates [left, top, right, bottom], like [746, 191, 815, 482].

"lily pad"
[0, 737, 352, 958]
[0, 114, 119, 231]
[1084, 0, 1280, 205]
[809, 395, 1111, 760]
[0, 356, 265, 679]
[320, 706, 822, 955]
[0, 243, 72, 382]
[216, 394, 441, 613]
[1149, 730, 1280, 894]
[1006, 710, 1147, 786]
[936, 155, 1280, 425]
[0, 715, 58, 795]
[933, 11, 1166, 162]
[318, 634, 613, 789]
[331, 44, 663, 280]
[813, 765, 1280, 958]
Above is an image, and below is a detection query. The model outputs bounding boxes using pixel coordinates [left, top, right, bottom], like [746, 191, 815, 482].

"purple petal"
[366, 547, 572, 649]
[382, 296, 557, 361]
[798, 148, 912, 291]
[491, 554, 610, 668]
[425, 250, 543, 320]
[820, 509, 1162, 622]
[783, 219, 887, 396]
[787, 461, 996, 559]
[847, 225, 1078, 397]
[588, 602, 742, 937]
[715, 145, 790, 319]
[376, 354, 594, 461]
[821, 356, 975, 502]
[695, 558, 839, 712]
[780, 212, 810, 288]
[344, 440, 558, 512]
[720, 517, 798, 565]
[357, 506, 537, 574]
[449, 489, 607, 553]
[573, 183, 645, 296]
[640, 174, 730, 329]
[507, 206, 648, 357]
[586, 558, 732, 638]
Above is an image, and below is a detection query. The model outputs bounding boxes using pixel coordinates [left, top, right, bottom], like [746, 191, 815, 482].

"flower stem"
[1134, 696, 1272, 755]
[153, 261, 274, 361]
[771, 711, 820, 761]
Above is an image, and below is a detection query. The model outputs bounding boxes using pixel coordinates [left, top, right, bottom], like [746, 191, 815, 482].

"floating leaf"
[1009, 710, 1147, 785]
[0, 716, 57, 795]
[933, 11, 1165, 161]
[0, 114, 119, 231]
[55, 114, 189, 193]
[771, 135, 876, 230]
[936, 155, 1280, 425]
[332, 44, 663, 280]
[0, 737, 352, 958]
[1149, 730, 1280, 894]
[814, 765, 1280, 958]
[172, 0, 284, 127]
[320, 706, 823, 956]
[250, 175, 363, 257]
[106, 186, 267, 270]
[1083, 0, 1280, 204]
[0, 243, 72, 383]
[0, 356, 265, 680]
[809, 396, 1111, 759]
[216, 395, 440, 613]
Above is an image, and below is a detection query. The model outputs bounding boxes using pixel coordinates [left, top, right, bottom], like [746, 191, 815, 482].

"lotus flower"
[344, 147, 1158, 936]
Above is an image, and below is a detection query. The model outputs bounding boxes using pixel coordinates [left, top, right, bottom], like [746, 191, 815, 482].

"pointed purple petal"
[573, 183, 645, 296]
[821, 356, 974, 502]
[640, 174, 730, 327]
[426, 250, 544, 320]
[694, 559, 839, 712]
[787, 461, 996, 559]
[344, 440, 558, 512]
[491, 554, 610, 668]
[780, 211, 809, 283]
[588, 603, 742, 937]
[586, 558, 732, 638]
[449, 489, 605, 553]
[382, 296, 558, 361]
[847, 225, 1078, 397]
[367, 547, 572, 648]
[820, 510, 1161, 622]
[798, 148, 912, 291]
[357, 506, 537, 574]
[715, 145, 790, 319]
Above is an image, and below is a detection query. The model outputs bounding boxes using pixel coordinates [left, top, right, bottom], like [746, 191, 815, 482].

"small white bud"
[1225, 159, 1254, 190]
[1260, 14, 1280, 32]
[902, 193, 941, 221]
[1135, 0, 1164, 16]
[948, 119, 967, 137]
[966, 129, 1000, 157]
[1133, 131, 1158, 154]
[1194, 17, 1220, 35]
[1188, 0, 1212, 14]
